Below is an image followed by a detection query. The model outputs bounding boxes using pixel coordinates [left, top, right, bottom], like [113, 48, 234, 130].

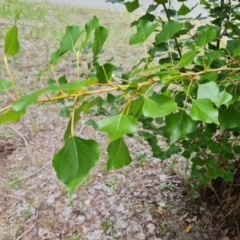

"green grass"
[0, 0, 144, 101]
[0, 0, 143, 65]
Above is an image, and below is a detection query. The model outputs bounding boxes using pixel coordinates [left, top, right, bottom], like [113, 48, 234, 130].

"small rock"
[159, 174, 169, 181]
[135, 232, 146, 239]
[171, 208, 179, 215]
[147, 223, 156, 234]
[62, 206, 72, 217]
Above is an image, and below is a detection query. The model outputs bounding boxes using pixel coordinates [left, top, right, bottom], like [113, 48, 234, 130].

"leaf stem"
[50, 65, 59, 84]
[51, 65, 65, 95]
[71, 96, 78, 136]
[4, 55, 19, 99]
[143, 42, 149, 69]
[76, 50, 80, 79]
[0, 104, 12, 113]
[183, 79, 193, 108]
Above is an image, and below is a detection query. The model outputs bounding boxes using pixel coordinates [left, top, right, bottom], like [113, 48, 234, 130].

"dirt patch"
[0, 142, 16, 160]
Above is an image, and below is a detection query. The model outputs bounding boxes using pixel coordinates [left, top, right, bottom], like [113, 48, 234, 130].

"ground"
[0, 1, 239, 239]
[0, 107, 234, 239]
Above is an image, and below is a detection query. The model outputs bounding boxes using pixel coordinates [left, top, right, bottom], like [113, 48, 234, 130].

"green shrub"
[1, 0, 240, 199]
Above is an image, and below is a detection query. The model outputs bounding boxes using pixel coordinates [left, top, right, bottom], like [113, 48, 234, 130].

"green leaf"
[0, 110, 25, 124]
[5, 25, 19, 56]
[166, 111, 197, 144]
[143, 95, 179, 118]
[190, 99, 219, 124]
[80, 96, 102, 113]
[14, 8, 23, 22]
[96, 63, 115, 83]
[214, 90, 232, 108]
[129, 97, 144, 118]
[155, 21, 184, 44]
[107, 137, 131, 170]
[129, 20, 158, 45]
[58, 75, 68, 84]
[92, 26, 109, 57]
[52, 136, 100, 198]
[0, 80, 13, 91]
[98, 114, 138, 142]
[197, 82, 219, 102]
[13, 92, 40, 112]
[59, 106, 71, 118]
[58, 26, 84, 55]
[123, 0, 140, 12]
[208, 140, 222, 154]
[158, 70, 179, 81]
[177, 3, 191, 16]
[84, 16, 99, 44]
[226, 39, 240, 57]
[223, 171, 234, 182]
[196, 28, 217, 47]
[206, 50, 222, 66]
[178, 49, 197, 67]
[50, 26, 84, 64]
[219, 105, 240, 131]
[199, 72, 218, 83]
[13, 81, 85, 112]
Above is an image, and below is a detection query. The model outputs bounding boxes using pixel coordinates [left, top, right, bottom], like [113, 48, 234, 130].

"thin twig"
[3, 194, 24, 201]
[78, 113, 85, 136]
[16, 225, 35, 240]
[10, 161, 51, 185]
[220, 202, 240, 222]
[8, 126, 35, 162]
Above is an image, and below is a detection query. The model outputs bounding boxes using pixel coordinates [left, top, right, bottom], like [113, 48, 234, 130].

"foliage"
[1, 0, 240, 198]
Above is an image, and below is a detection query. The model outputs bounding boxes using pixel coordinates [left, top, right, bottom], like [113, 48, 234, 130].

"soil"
[0, 105, 239, 240]
[0, 142, 16, 160]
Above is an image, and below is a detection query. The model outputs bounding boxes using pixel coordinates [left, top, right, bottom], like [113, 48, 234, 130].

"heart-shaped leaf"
[92, 26, 109, 57]
[177, 3, 191, 15]
[52, 136, 100, 198]
[196, 27, 217, 47]
[50, 26, 84, 64]
[0, 110, 26, 124]
[219, 105, 240, 131]
[107, 137, 132, 170]
[143, 95, 179, 118]
[129, 20, 158, 44]
[123, 0, 140, 12]
[96, 63, 115, 83]
[155, 21, 184, 44]
[166, 110, 197, 144]
[84, 16, 99, 43]
[0, 80, 13, 91]
[197, 82, 219, 102]
[98, 114, 138, 142]
[214, 90, 232, 108]
[190, 99, 219, 124]
[178, 49, 197, 67]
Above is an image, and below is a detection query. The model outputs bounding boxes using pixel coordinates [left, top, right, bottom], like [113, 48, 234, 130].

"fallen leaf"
[185, 225, 192, 233]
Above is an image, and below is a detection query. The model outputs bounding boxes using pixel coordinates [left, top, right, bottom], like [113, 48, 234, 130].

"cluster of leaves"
[1, 0, 240, 198]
